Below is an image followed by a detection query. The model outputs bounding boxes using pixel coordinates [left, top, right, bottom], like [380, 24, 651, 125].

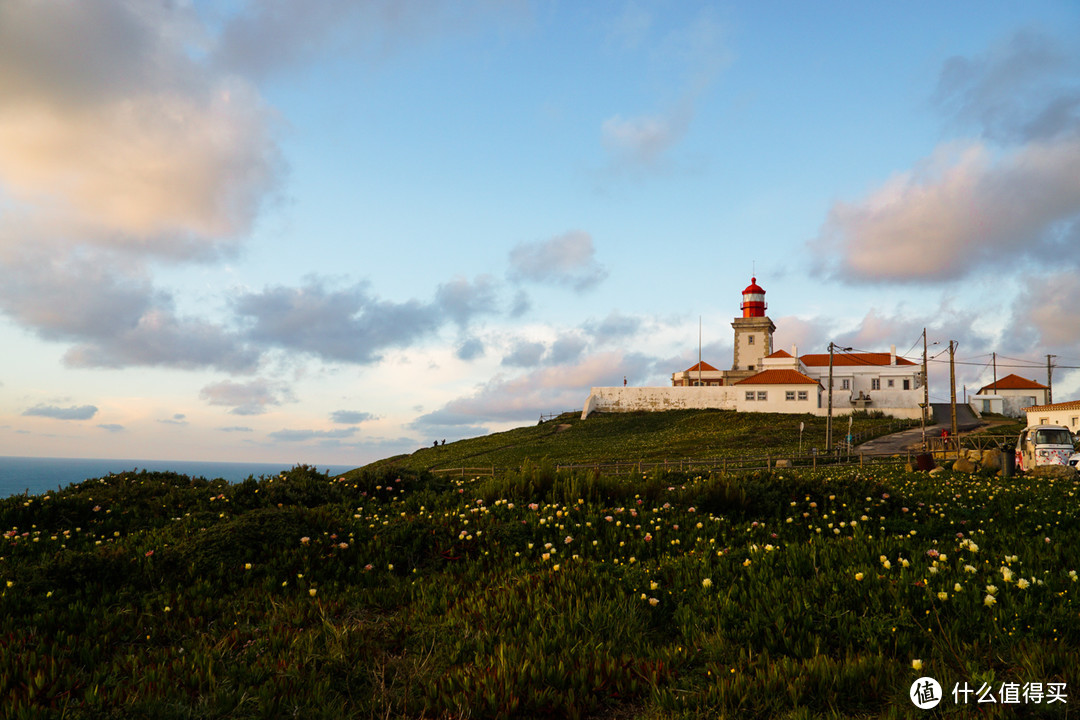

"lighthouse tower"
[729, 277, 775, 378]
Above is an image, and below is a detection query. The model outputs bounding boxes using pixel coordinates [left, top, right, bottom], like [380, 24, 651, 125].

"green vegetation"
[364, 410, 914, 474]
[2, 461, 1077, 718]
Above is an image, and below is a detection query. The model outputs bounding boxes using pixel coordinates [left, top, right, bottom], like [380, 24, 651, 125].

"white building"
[584, 277, 924, 419]
[972, 374, 1050, 418]
[1022, 400, 1080, 432]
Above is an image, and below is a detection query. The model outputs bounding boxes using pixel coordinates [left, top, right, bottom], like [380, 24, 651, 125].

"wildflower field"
[1, 462, 1077, 718]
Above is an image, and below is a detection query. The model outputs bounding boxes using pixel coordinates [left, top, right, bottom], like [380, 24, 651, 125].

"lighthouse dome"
[740, 277, 767, 317]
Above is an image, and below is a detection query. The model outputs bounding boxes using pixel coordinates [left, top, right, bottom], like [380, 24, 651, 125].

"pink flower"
[644, 533, 653, 542]
[144, 550, 154, 557]
[300, 537, 310, 545]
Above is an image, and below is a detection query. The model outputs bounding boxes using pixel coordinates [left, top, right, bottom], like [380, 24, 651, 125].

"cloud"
[97, 423, 125, 432]
[455, 337, 486, 361]
[200, 378, 294, 415]
[158, 414, 189, 426]
[268, 427, 359, 442]
[814, 30, 1080, 286]
[549, 333, 587, 365]
[600, 9, 730, 171]
[933, 29, 1080, 144]
[0, 1, 280, 371]
[601, 109, 692, 168]
[414, 351, 653, 427]
[235, 279, 444, 364]
[0, 1, 280, 251]
[1004, 272, 1080, 353]
[812, 139, 1080, 283]
[434, 275, 499, 326]
[508, 231, 608, 292]
[218, 426, 254, 433]
[583, 312, 643, 345]
[330, 410, 375, 424]
[501, 340, 547, 368]
[212, 0, 521, 80]
[23, 404, 98, 421]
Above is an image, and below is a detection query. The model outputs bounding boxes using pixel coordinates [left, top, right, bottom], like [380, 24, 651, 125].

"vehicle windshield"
[1034, 428, 1072, 446]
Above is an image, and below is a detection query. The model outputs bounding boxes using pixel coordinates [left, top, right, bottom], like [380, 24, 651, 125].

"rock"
[953, 457, 977, 474]
[966, 449, 983, 463]
[1027, 465, 1076, 480]
[775, 459, 791, 468]
[980, 450, 1001, 472]
[929, 467, 945, 477]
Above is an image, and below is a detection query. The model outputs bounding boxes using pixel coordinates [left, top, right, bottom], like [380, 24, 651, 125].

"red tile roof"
[1022, 400, 1080, 412]
[736, 369, 820, 385]
[799, 352, 916, 367]
[979, 373, 1048, 392]
[766, 350, 793, 358]
[682, 361, 719, 373]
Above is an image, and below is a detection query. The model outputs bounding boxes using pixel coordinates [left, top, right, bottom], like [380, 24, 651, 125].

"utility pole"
[992, 352, 997, 394]
[949, 341, 958, 446]
[697, 316, 702, 386]
[826, 343, 852, 454]
[826, 343, 835, 453]
[1047, 354, 1056, 404]
[921, 328, 929, 450]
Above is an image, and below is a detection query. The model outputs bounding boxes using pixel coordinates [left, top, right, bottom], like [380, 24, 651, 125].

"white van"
[1015, 425, 1075, 473]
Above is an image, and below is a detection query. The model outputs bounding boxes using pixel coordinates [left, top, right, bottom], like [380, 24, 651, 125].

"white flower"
[702, 578, 713, 589]
[983, 594, 996, 607]
[1017, 578, 1030, 590]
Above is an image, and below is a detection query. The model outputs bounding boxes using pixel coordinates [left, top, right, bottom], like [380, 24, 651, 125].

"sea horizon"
[0, 455, 358, 500]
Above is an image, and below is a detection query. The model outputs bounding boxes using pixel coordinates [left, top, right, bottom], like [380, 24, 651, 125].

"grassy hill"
[2, 462, 1077, 718]
[361, 409, 914, 474]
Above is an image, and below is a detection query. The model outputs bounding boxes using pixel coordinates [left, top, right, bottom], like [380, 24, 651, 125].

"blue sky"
[2, 0, 1079, 465]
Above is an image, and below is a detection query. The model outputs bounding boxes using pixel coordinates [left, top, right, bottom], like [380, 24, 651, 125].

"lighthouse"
[730, 276, 775, 378]
[740, 277, 767, 318]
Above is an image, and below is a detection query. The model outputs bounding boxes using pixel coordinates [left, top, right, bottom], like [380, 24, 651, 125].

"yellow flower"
[912, 659, 923, 671]
[702, 578, 713, 588]
[855, 572, 864, 581]
[309, 588, 317, 597]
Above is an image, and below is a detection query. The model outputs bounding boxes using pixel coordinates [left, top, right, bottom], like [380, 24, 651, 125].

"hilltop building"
[583, 277, 924, 419]
[1022, 400, 1080, 431]
[972, 374, 1050, 417]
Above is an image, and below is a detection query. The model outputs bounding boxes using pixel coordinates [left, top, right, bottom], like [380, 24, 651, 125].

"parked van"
[1015, 424, 1075, 472]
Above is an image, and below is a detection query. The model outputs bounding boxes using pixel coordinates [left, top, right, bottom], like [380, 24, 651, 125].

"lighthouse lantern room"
[740, 277, 767, 318]
[730, 276, 776, 378]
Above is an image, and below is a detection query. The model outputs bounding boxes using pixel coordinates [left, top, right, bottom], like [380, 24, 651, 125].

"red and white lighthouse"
[740, 277, 767, 318]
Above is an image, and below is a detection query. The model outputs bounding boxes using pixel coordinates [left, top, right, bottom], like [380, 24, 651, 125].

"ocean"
[0, 456, 357, 500]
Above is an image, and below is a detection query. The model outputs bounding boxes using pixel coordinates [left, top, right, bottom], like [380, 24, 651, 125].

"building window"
[887, 379, 894, 388]
[757, 391, 767, 401]
[903, 379, 910, 390]
[1071, 417, 1078, 427]
[841, 379, 850, 390]
[798, 390, 808, 401]
[748, 335, 755, 345]
[871, 379, 881, 391]
[786, 391, 795, 401]
[745, 391, 755, 401]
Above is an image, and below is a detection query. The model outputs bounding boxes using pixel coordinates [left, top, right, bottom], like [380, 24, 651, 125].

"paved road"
[857, 404, 982, 456]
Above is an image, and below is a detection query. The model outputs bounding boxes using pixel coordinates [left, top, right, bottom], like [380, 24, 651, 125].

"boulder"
[775, 459, 791, 468]
[929, 467, 946, 477]
[965, 449, 983, 463]
[980, 450, 1001, 472]
[1027, 465, 1076, 480]
[953, 456, 977, 474]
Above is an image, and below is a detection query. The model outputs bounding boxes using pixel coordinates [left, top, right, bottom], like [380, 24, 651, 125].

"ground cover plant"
[366, 410, 914, 474]
[1, 463, 1077, 718]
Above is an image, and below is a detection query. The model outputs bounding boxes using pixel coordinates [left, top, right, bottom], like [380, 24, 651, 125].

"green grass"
[2, 463, 1077, 718]
[361, 410, 914, 475]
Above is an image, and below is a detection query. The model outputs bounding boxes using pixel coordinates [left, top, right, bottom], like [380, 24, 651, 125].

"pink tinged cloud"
[815, 138, 1080, 283]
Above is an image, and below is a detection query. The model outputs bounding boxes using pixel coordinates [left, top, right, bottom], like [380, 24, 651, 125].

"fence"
[430, 449, 920, 479]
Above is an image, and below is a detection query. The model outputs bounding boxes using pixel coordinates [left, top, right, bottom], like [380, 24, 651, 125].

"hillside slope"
[359, 409, 911, 474]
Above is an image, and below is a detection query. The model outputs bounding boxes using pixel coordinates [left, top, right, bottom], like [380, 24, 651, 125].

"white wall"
[582, 386, 923, 420]
[582, 387, 737, 418]
[1024, 406, 1080, 432]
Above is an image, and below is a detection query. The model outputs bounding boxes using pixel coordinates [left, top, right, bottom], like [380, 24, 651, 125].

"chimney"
[890, 344, 896, 366]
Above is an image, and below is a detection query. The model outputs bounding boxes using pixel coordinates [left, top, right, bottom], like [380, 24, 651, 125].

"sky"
[2, 0, 1080, 466]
